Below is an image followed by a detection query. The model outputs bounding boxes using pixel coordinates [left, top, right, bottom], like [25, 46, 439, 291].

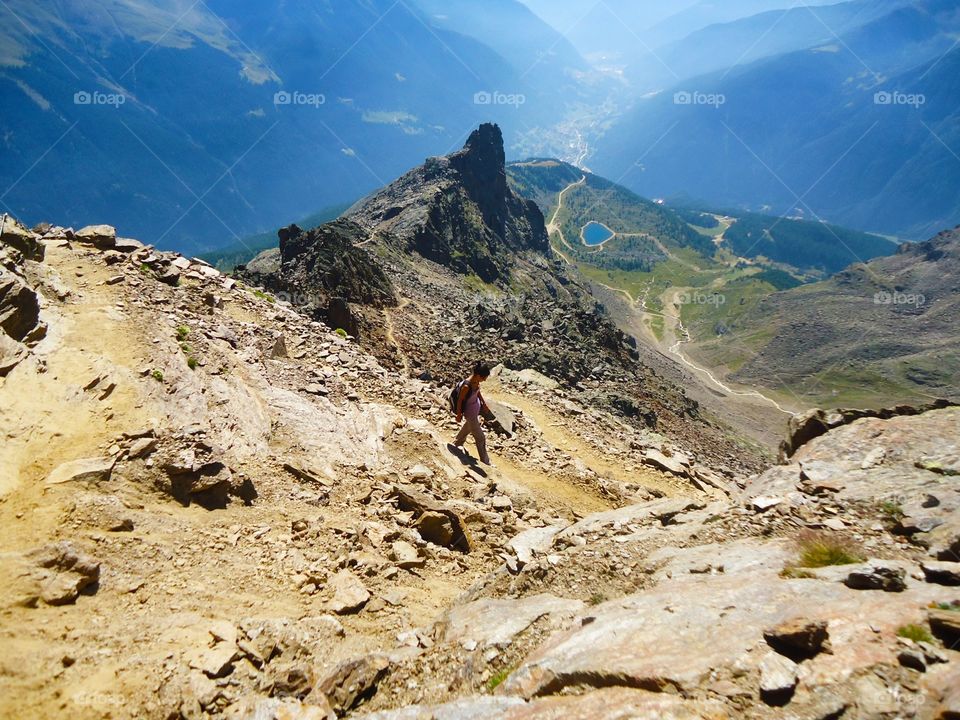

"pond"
[582, 221, 614, 246]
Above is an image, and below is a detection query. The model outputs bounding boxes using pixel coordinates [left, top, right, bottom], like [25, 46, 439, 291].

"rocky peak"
[346, 122, 549, 282]
[449, 122, 509, 201]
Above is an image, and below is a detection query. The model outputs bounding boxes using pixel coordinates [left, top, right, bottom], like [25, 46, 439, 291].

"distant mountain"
[691, 226, 960, 407]
[592, 0, 960, 240]
[628, 0, 907, 88]
[517, 0, 837, 63]
[0, 0, 589, 254]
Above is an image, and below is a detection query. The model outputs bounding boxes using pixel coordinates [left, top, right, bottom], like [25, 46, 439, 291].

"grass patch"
[588, 591, 607, 606]
[486, 668, 512, 693]
[252, 288, 275, 303]
[176, 325, 190, 341]
[150, 369, 164, 382]
[789, 531, 865, 569]
[780, 567, 817, 579]
[335, 328, 348, 338]
[187, 356, 198, 370]
[897, 624, 934, 643]
[879, 500, 904, 523]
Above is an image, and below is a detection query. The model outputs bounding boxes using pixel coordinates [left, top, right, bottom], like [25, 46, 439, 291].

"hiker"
[451, 362, 492, 465]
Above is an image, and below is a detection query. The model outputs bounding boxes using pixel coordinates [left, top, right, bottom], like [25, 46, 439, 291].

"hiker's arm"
[478, 390, 490, 413]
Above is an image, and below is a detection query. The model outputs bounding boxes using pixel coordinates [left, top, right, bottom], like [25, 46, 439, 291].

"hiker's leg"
[454, 419, 470, 446]
[469, 417, 490, 465]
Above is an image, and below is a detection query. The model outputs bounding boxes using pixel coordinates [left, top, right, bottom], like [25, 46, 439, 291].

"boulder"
[763, 618, 831, 661]
[0, 267, 40, 341]
[75, 224, 117, 249]
[0, 215, 44, 260]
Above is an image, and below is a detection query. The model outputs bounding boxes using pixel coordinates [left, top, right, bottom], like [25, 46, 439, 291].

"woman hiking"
[451, 362, 492, 465]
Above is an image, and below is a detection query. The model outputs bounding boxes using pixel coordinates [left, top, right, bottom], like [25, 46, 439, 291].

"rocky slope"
[240, 123, 766, 473]
[1, 215, 959, 719]
[0, 212, 960, 720]
[693, 227, 960, 407]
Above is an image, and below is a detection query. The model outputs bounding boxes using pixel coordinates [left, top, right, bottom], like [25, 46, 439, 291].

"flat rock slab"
[502, 552, 949, 699]
[357, 688, 726, 719]
[441, 593, 584, 649]
[46, 456, 115, 484]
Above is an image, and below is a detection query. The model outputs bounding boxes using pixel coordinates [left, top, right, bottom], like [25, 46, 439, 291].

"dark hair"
[472, 362, 491, 378]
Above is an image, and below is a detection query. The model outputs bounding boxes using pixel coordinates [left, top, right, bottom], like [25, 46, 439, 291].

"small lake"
[582, 222, 614, 246]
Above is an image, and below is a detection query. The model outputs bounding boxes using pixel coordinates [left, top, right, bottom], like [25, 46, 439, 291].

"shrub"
[187, 356, 198, 370]
[588, 591, 607, 606]
[897, 624, 934, 643]
[151, 369, 164, 382]
[335, 328, 348, 338]
[176, 325, 190, 341]
[794, 531, 864, 568]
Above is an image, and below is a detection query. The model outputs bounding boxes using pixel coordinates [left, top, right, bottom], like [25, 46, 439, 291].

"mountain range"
[591, 0, 960, 240]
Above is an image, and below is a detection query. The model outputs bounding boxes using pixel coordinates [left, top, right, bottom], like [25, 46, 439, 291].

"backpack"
[448, 379, 474, 415]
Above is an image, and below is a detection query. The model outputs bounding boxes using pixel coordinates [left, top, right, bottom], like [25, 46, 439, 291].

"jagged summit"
[345, 122, 548, 282]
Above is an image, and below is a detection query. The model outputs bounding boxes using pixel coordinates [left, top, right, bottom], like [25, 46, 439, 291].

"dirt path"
[485, 380, 685, 499]
[546, 176, 586, 256]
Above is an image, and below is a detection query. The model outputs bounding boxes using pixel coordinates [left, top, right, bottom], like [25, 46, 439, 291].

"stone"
[415, 511, 455, 547]
[113, 238, 144, 253]
[187, 644, 238, 678]
[392, 484, 471, 552]
[327, 570, 370, 614]
[642, 448, 689, 476]
[759, 651, 799, 706]
[0, 332, 27, 377]
[28, 542, 101, 606]
[752, 496, 782, 512]
[75, 224, 116, 249]
[844, 562, 907, 592]
[407, 464, 433, 480]
[315, 654, 389, 715]
[390, 541, 425, 569]
[920, 560, 960, 586]
[127, 437, 158, 459]
[508, 524, 565, 566]
[158, 267, 181, 286]
[763, 618, 830, 661]
[46, 456, 115, 485]
[0, 266, 40, 341]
